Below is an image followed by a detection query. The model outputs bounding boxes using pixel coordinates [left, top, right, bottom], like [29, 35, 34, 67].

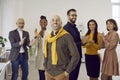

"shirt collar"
[67, 22, 76, 27]
[17, 28, 23, 32]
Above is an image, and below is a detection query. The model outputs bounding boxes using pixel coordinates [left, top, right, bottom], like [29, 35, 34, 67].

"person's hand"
[105, 42, 109, 48]
[64, 71, 69, 76]
[29, 39, 35, 46]
[20, 37, 26, 46]
[101, 32, 107, 43]
[34, 28, 39, 36]
[85, 35, 90, 41]
[100, 32, 105, 38]
[89, 40, 95, 45]
[82, 35, 90, 44]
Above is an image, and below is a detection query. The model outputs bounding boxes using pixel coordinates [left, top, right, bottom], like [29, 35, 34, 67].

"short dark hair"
[106, 19, 118, 31]
[67, 9, 76, 15]
[40, 15, 47, 22]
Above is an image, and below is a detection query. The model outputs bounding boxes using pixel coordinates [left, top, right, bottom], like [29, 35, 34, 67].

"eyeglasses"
[69, 14, 77, 17]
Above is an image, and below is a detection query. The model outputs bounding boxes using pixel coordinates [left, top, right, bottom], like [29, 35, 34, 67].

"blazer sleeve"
[9, 31, 21, 48]
[65, 34, 80, 74]
[26, 32, 30, 47]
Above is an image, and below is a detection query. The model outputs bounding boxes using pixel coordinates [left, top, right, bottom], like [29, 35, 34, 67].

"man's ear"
[61, 21, 62, 25]
[67, 15, 69, 18]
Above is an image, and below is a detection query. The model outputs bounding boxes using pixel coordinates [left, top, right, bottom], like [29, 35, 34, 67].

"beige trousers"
[45, 71, 69, 80]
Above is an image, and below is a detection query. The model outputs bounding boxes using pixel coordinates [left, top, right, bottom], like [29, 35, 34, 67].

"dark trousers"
[38, 70, 45, 80]
[11, 53, 28, 80]
[69, 59, 81, 80]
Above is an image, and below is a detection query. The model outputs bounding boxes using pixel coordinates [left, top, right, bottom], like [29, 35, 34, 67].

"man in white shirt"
[9, 18, 32, 80]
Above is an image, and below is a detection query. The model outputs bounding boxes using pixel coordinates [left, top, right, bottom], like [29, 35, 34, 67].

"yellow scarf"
[44, 28, 68, 65]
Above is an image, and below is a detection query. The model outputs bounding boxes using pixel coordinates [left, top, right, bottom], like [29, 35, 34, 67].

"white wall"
[21, 0, 112, 36]
[0, 0, 112, 47]
[0, 0, 2, 35]
[0, 0, 25, 47]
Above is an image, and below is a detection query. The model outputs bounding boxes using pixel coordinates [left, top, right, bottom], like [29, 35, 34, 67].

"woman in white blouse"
[33, 16, 49, 80]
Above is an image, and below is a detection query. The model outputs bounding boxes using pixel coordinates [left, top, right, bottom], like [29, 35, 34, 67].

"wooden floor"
[6, 56, 120, 80]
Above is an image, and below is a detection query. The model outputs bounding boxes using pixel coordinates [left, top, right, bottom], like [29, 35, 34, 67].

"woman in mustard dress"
[83, 19, 101, 80]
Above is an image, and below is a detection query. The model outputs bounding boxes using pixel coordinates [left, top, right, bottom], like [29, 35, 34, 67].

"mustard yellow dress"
[83, 33, 101, 77]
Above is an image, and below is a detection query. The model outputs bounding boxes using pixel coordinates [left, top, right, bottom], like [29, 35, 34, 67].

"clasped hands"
[82, 35, 95, 46]
[19, 37, 35, 46]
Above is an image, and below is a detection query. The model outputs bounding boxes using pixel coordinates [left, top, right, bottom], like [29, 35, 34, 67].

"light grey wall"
[0, 0, 2, 36]
[0, 0, 112, 47]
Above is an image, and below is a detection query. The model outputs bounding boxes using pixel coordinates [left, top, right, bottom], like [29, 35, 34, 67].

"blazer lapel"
[22, 31, 26, 39]
[15, 29, 21, 41]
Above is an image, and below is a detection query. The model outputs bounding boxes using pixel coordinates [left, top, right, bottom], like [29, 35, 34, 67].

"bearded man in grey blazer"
[9, 18, 32, 80]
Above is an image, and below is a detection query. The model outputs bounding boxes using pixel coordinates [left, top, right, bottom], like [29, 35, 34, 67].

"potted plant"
[0, 36, 7, 54]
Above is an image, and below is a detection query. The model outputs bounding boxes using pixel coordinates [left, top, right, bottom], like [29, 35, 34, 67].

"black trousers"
[38, 70, 45, 80]
[69, 59, 81, 80]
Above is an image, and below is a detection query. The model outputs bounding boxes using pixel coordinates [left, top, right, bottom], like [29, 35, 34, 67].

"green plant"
[0, 36, 7, 47]
[29, 47, 36, 56]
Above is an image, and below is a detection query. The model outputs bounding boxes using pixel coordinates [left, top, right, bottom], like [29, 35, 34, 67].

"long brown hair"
[86, 19, 98, 43]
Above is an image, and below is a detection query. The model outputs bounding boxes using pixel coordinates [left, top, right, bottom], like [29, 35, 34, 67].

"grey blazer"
[8, 29, 30, 61]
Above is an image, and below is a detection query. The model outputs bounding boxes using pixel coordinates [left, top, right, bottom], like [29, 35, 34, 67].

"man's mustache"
[19, 26, 24, 28]
[53, 23, 58, 25]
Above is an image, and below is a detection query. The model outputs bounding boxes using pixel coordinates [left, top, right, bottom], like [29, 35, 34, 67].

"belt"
[19, 53, 25, 54]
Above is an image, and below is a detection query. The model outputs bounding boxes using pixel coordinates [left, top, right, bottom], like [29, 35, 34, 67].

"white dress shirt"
[17, 29, 25, 53]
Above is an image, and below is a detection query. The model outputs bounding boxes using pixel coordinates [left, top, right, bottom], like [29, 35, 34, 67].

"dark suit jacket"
[64, 22, 82, 58]
[9, 29, 30, 61]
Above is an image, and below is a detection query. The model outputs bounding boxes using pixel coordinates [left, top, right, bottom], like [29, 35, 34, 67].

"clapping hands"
[29, 39, 35, 46]
[34, 28, 39, 37]
[82, 35, 90, 44]
[20, 37, 26, 46]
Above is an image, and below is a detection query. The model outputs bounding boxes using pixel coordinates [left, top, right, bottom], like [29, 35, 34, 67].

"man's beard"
[70, 19, 76, 24]
[42, 27, 46, 30]
[19, 26, 24, 30]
